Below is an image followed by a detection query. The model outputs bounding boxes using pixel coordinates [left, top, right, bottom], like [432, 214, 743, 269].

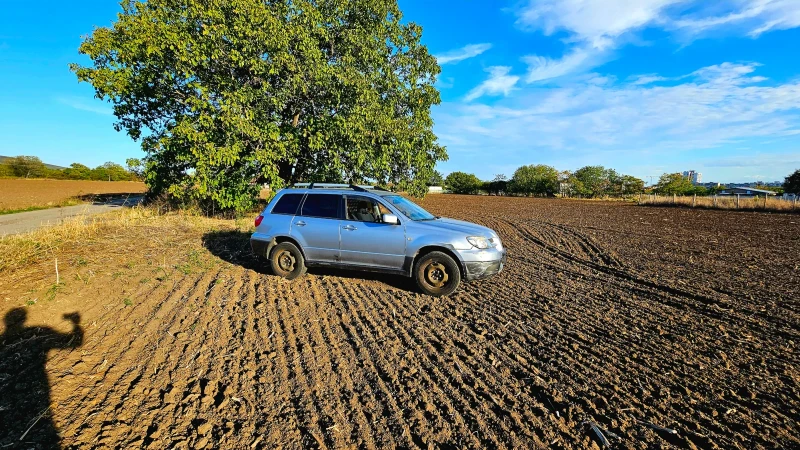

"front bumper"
[460, 247, 507, 281]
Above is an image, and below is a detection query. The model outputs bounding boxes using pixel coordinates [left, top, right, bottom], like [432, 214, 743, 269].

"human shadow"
[0, 308, 83, 449]
[202, 230, 415, 291]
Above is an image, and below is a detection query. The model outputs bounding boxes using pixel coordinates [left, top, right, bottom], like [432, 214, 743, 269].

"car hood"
[412, 217, 497, 237]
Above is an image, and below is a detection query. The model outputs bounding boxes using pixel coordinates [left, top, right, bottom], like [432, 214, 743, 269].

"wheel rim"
[276, 250, 296, 272]
[423, 261, 449, 288]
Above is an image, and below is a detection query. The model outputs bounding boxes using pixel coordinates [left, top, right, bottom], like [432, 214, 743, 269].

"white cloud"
[512, 1, 800, 81]
[523, 47, 603, 83]
[435, 62, 800, 179]
[515, 0, 680, 49]
[629, 75, 669, 85]
[464, 66, 520, 101]
[435, 43, 492, 65]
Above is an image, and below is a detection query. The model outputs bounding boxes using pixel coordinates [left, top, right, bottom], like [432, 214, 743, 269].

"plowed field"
[0, 179, 146, 213]
[1, 195, 798, 449]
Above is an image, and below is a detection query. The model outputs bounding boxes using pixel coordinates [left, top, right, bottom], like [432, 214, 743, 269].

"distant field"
[0, 179, 147, 213]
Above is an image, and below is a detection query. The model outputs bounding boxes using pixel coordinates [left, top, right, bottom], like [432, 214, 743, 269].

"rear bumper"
[250, 237, 270, 258]
[461, 248, 507, 281]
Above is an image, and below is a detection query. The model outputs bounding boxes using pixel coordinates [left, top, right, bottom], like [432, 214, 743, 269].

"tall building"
[682, 170, 702, 184]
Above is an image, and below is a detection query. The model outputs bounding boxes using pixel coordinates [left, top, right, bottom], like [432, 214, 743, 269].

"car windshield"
[383, 195, 436, 221]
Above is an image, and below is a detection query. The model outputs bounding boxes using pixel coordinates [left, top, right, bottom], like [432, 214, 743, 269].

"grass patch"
[0, 198, 83, 215]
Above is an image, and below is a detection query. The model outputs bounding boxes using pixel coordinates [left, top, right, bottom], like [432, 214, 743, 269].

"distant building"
[428, 186, 443, 194]
[682, 170, 702, 184]
[719, 187, 776, 197]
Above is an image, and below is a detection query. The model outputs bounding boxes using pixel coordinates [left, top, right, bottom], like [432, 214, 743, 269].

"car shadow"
[0, 308, 84, 449]
[202, 230, 415, 292]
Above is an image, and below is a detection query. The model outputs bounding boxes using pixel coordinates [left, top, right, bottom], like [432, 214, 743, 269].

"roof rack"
[292, 183, 389, 192]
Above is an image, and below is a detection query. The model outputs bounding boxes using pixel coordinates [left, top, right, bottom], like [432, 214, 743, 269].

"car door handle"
[295, 221, 306, 227]
[342, 225, 357, 231]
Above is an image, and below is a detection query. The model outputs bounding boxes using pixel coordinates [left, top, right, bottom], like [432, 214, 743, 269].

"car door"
[339, 195, 406, 269]
[291, 193, 342, 264]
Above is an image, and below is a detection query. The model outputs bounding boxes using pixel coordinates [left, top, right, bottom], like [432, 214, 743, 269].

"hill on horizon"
[0, 155, 67, 170]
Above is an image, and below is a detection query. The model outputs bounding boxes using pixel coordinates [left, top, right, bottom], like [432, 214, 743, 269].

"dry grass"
[0, 206, 252, 273]
[639, 194, 799, 212]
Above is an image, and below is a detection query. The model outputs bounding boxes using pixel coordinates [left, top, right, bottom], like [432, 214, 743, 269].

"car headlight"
[467, 236, 494, 249]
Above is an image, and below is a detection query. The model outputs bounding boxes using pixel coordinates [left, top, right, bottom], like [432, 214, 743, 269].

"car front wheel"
[269, 242, 307, 280]
[414, 251, 461, 297]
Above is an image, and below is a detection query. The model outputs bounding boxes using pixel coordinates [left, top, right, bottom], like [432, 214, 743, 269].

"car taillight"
[254, 215, 264, 227]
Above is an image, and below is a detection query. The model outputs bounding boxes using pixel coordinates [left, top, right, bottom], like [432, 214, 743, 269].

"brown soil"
[1, 195, 798, 449]
[0, 179, 146, 212]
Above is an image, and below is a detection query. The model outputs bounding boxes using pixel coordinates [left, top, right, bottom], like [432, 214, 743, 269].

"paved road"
[0, 196, 144, 236]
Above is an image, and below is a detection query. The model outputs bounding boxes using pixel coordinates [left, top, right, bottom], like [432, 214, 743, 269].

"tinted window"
[271, 193, 304, 215]
[300, 194, 341, 219]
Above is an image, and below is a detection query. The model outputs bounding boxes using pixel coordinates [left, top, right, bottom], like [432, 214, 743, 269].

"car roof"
[278, 184, 395, 197]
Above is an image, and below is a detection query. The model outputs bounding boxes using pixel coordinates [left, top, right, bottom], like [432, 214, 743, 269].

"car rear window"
[300, 194, 341, 219]
[271, 193, 304, 215]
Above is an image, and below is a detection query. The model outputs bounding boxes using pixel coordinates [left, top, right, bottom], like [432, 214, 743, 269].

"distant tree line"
[0, 156, 143, 182]
[437, 166, 800, 198]
[440, 165, 645, 197]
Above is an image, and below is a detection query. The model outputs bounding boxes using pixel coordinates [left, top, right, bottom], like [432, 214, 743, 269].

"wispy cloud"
[523, 47, 605, 83]
[512, 1, 800, 81]
[464, 66, 520, 101]
[436, 62, 800, 179]
[435, 43, 492, 65]
[56, 96, 113, 115]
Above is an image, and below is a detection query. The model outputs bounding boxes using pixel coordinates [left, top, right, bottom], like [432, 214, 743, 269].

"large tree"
[654, 173, 694, 195]
[510, 164, 559, 197]
[444, 171, 481, 195]
[72, 0, 446, 212]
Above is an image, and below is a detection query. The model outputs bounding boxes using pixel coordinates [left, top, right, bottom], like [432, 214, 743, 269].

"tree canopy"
[654, 173, 695, 195]
[72, 0, 446, 212]
[510, 164, 559, 197]
[785, 169, 800, 195]
[445, 171, 482, 195]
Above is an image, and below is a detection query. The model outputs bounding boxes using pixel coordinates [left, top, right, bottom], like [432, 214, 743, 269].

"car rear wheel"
[269, 242, 307, 280]
[414, 251, 461, 297]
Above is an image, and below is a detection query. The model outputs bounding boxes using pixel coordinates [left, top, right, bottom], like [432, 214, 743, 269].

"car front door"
[339, 195, 406, 269]
[291, 193, 342, 264]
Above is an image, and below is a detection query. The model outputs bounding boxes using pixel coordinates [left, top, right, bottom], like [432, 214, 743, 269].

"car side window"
[300, 194, 341, 219]
[271, 193, 304, 215]
[345, 196, 383, 222]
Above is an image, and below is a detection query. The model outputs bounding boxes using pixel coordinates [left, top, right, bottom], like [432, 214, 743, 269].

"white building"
[682, 170, 702, 184]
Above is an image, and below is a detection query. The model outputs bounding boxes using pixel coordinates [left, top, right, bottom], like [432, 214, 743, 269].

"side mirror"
[382, 214, 399, 225]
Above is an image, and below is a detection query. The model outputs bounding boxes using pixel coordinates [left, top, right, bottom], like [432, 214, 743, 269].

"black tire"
[269, 242, 307, 280]
[414, 251, 461, 297]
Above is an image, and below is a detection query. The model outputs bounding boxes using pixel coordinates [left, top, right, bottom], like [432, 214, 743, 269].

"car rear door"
[339, 195, 406, 269]
[291, 193, 342, 264]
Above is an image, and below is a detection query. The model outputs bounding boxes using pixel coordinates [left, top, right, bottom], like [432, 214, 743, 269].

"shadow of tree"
[0, 308, 84, 449]
[201, 230, 416, 292]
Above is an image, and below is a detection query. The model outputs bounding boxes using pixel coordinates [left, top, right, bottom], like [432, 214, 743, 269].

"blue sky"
[1, 1, 799, 183]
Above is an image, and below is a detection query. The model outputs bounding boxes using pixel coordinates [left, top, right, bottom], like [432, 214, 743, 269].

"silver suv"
[250, 184, 506, 296]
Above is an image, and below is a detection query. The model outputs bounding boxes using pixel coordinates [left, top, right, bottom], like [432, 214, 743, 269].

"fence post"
[764, 195, 768, 209]
[693, 194, 696, 208]
[673, 194, 676, 204]
[713, 195, 717, 208]
[736, 194, 740, 209]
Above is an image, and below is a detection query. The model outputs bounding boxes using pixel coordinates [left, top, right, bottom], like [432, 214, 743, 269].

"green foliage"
[126, 158, 144, 178]
[427, 170, 444, 186]
[64, 163, 92, 180]
[0, 164, 13, 177]
[654, 173, 695, 195]
[510, 164, 559, 197]
[785, 169, 800, 195]
[484, 174, 507, 195]
[445, 171, 482, 194]
[71, 0, 446, 213]
[6, 156, 47, 178]
[567, 166, 643, 197]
